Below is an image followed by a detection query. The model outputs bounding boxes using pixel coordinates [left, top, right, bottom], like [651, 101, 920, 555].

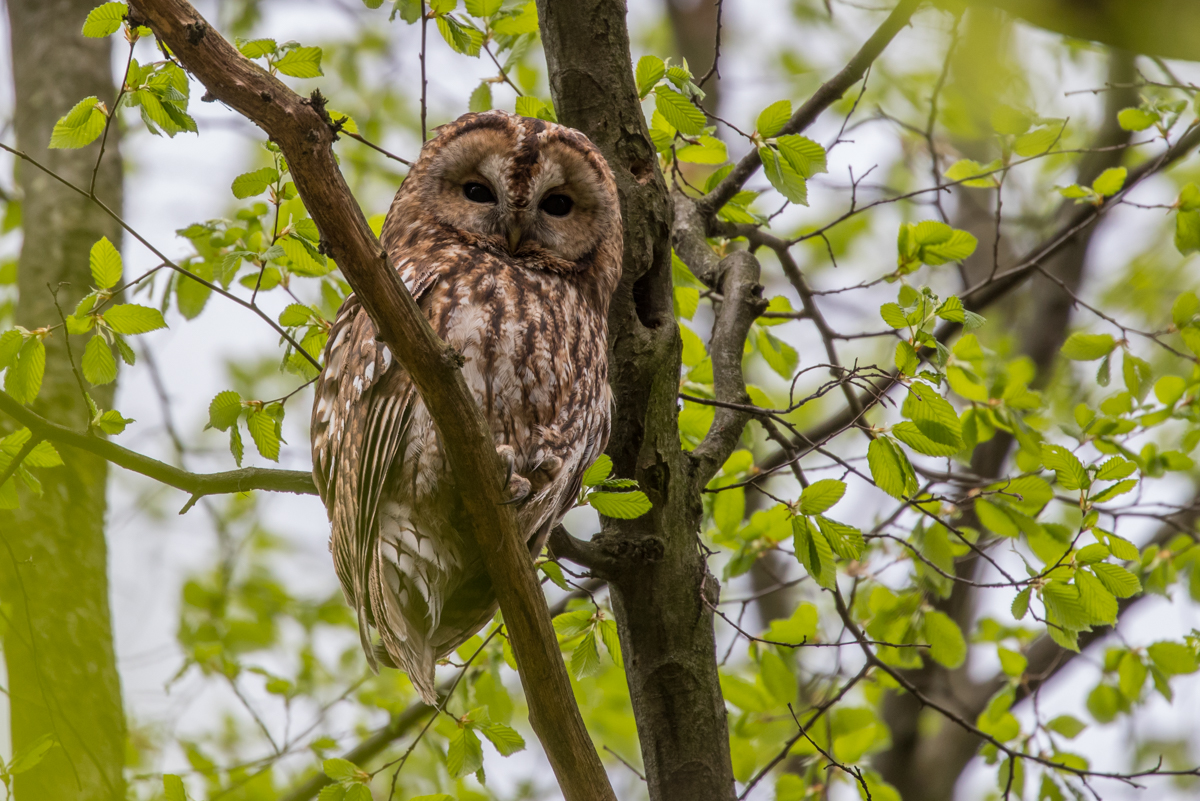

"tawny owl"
[310, 110, 622, 703]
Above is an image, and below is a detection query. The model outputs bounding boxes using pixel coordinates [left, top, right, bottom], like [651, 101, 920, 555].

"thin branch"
[0, 389, 316, 500]
[0, 142, 322, 371]
[700, 0, 921, 214]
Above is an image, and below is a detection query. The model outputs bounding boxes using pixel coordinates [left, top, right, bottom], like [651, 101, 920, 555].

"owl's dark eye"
[463, 182, 497, 204]
[540, 194, 573, 217]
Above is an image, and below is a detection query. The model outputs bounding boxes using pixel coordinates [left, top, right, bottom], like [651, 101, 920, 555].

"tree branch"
[673, 196, 766, 480]
[281, 580, 607, 801]
[700, 0, 922, 215]
[126, 2, 614, 797]
[0, 389, 316, 501]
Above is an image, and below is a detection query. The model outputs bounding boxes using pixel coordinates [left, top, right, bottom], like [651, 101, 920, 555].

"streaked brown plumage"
[310, 110, 622, 703]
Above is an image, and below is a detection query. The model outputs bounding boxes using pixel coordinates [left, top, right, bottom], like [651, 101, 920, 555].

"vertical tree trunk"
[1, 1, 126, 798]
[537, 2, 737, 799]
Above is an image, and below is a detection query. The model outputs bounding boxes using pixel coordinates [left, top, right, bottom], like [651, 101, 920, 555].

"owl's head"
[384, 110, 622, 293]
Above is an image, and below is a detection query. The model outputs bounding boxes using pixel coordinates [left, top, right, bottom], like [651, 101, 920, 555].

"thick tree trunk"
[537, 2, 737, 799]
[0, 1, 126, 798]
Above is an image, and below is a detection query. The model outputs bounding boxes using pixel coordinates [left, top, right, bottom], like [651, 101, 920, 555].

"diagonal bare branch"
[700, 0, 922, 215]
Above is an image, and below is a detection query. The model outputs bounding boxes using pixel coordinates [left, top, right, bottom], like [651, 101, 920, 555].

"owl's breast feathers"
[311, 240, 611, 702]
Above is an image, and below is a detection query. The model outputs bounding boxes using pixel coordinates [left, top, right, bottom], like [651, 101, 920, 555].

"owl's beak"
[505, 212, 526, 254]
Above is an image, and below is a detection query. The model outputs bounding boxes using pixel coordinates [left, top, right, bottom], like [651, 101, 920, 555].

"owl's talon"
[495, 444, 531, 504]
[501, 474, 532, 505]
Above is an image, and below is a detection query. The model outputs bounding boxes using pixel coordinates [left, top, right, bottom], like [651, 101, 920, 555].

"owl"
[310, 110, 623, 704]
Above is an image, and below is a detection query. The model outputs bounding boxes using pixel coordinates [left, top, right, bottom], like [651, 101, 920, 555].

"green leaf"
[468, 81, 492, 112]
[1091, 479, 1137, 503]
[231, 167, 280, 199]
[163, 774, 188, 801]
[274, 46, 324, 78]
[6, 337, 46, 404]
[775, 134, 827, 178]
[570, 630, 602, 679]
[1061, 332, 1116, 361]
[1012, 587, 1031, 620]
[464, 0, 502, 15]
[921, 228, 977, 265]
[1103, 531, 1140, 561]
[0, 330, 21, 371]
[82, 2, 128, 37]
[654, 86, 705, 135]
[880, 302, 908, 329]
[1095, 457, 1136, 481]
[343, 787, 371, 801]
[756, 328, 798, 377]
[1176, 210, 1200, 255]
[208, 391, 243, 431]
[1117, 107, 1157, 131]
[676, 135, 728, 165]
[1047, 714, 1086, 739]
[815, 516, 864, 560]
[103, 304, 167, 334]
[89, 236, 122, 289]
[1042, 581, 1090, 632]
[998, 647, 1027, 678]
[49, 96, 107, 149]
[759, 146, 807, 205]
[600, 618, 623, 668]
[1091, 563, 1141, 598]
[763, 602, 817, 646]
[588, 490, 651, 519]
[923, 610, 966, 669]
[761, 649, 795, 705]
[897, 382, 963, 455]
[230, 423, 244, 466]
[944, 158, 999, 187]
[322, 758, 360, 782]
[1154, 375, 1186, 406]
[238, 38, 278, 58]
[95, 409, 134, 435]
[317, 786, 346, 801]
[756, 99, 792, 138]
[1091, 167, 1127, 197]
[1042, 445, 1089, 490]
[82, 336, 117, 385]
[798, 478, 845, 516]
[446, 724, 482, 777]
[581, 454, 613, 486]
[635, 55, 666, 99]
[1013, 125, 1060, 157]
[480, 722, 525, 756]
[1147, 641, 1198, 675]
[868, 437, 917, 499]
[9, 733, 55, 775]
[247, 407, 283, 461]
[437, 15, 482, 55]
[792, 516, 836, 589]
[1075, 570, 1117, 626]
[491, 1, 537, 35]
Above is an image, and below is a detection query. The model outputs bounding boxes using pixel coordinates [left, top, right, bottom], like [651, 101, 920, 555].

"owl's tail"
[371, 563, 441, 705]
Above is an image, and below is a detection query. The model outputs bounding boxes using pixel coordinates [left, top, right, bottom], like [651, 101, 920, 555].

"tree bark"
[0, 1, 126, 798]
[536, 2, 737, 799]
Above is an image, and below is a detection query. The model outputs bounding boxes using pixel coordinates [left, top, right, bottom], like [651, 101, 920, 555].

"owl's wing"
[310, 257, 438, 670]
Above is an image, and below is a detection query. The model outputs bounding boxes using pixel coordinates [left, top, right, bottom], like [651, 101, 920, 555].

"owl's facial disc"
[421, 123, 615, 266]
